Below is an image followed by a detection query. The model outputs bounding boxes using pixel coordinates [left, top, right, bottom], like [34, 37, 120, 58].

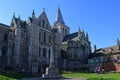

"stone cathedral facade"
[0, 7, 91, 73]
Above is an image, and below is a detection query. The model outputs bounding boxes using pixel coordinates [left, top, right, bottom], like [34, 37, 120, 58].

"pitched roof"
[63, 32, 78, 42]
[0, 23, 9, 28]
[95, 45, 120, 54]
[54, 7, 65, 24]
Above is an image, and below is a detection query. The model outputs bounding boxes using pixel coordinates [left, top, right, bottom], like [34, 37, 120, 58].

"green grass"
[0, 75, 16, 80]
[0, 72, 120, 80]
[62, 72, 120, 80]
[0, 72, 31, 80]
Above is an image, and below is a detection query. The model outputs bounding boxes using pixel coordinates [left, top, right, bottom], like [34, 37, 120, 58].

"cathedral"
[0, 7, 91, 73]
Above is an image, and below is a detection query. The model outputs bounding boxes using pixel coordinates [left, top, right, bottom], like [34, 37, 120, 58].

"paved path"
[19, 77, 86, 80]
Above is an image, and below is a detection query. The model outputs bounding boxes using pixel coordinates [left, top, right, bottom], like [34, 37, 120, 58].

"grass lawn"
[0, 72, 120, 80]
[62, 72, 120, 80]
[0, 72, 31, 80]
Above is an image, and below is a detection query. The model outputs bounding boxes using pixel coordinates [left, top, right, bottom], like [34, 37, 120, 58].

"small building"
[88, 39, 120, 72]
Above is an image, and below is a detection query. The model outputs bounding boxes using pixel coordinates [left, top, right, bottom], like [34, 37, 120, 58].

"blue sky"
[0, 0, 120, 51]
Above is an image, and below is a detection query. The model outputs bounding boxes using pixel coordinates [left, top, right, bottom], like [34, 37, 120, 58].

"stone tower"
[53, 6, 70, 43]
[27, 10, 39, 73]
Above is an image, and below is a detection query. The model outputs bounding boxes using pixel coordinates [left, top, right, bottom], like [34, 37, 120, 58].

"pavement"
[19, 77, 86, 80]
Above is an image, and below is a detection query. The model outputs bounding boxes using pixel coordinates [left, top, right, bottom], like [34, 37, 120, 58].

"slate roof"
[63, 32, 78, 42]
[54, 7, 65, 24]
[0, 23, 9, 27]
[96, 46, 120, 54]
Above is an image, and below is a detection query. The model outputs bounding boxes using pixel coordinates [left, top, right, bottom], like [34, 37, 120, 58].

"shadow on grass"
[1, 72, 31, 79]
[87, 78, 115, 80]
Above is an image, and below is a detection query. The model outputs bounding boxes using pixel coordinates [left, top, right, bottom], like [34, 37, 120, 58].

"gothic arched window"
[44, 32, 46, 43]
[43, 20, 45, 27]
[39, 47, 41, 57]
[39, 32, 41, 43]
[4, 33, 7, 42]
[43, 48, 47, 58]
[49, 36, 51, 43]
[48, 49, 50, 59]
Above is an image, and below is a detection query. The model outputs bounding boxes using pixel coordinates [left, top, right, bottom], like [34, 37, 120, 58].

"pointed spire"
[78, 27, 82, 41]
[13, 12, 15, 18]
[54, 5, 65, 24]
[32, 9, 35, 17]
[94, 44, 97, 52]
[116, 38, 119, 46]
[86, 32, 89, 41]
[78, 27, 81, 33]
[43, 8, 45, 12]
[78, 27, 81, 37]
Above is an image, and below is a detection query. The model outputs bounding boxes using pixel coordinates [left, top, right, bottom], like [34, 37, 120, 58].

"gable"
[38, 11, 51, 30]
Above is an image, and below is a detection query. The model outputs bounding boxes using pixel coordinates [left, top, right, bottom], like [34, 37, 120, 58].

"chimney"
[116, 38, 120, 50]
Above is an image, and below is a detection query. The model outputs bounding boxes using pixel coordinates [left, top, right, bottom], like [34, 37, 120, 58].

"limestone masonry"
[0, 7, 91, 73]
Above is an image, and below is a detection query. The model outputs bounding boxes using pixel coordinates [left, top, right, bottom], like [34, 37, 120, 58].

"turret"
[94, 44, 97, 52]
[78, 27, 81, 38]
[32, 9, 35, 18]
[86, 32, 89, 41]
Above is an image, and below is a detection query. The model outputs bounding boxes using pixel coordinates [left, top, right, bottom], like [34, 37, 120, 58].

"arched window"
[39, 32, 41, 43]
[63, 28, 64, 33]
[43, 20, 45, 27]
[48, 49, 50, 59]
[39, 47, 41, 57]
[65, 29, 67, 34]
[4, 33, 7, 42]
[44, 32, 46, 43]
[49, 36, 51, 43]
[43, 48, 47, 58]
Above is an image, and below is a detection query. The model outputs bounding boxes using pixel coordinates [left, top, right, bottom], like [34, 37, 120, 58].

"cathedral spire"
[86, 32, 89, 41]
[78, 27, 82, 41]
[32, 9, 35, 17]
[13, 12, 15, 19]
[54, 6, 65, 24]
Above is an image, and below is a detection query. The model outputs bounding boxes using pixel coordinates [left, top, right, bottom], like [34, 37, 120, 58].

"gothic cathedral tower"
[52, 6, 70, 43]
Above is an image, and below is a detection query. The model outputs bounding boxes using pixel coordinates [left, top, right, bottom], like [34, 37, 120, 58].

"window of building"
[49, 36, 51, 43]
[43, 20, 45, 27]
[39, 32, 41, 43]
[43, 48, 47, 58]
[44, 32, 46, 43]
[39, 21, 41, 26]
[49, 49, 50, 59]
[63, 28, 64, 33]
[65, 29, 67, 34]
[4, 33, 7, 42]
[39, 47, 41, 57]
